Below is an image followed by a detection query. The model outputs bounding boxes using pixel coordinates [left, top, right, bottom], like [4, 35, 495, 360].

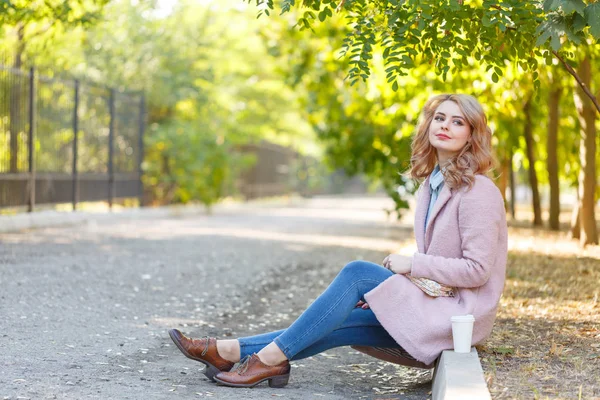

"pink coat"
[365, 175, 508, 365]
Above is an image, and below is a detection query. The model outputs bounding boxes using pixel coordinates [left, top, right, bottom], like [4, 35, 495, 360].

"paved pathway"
[0, 196, 432, 399]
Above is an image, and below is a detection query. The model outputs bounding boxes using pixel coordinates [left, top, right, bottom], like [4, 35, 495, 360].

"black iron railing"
[0, 64, 145, 211]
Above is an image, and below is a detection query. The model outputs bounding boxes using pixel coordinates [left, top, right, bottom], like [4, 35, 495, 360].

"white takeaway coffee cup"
[451, 315, 475, 353]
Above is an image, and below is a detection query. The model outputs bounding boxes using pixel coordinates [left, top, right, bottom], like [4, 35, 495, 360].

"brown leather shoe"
[168, 329, 235, 381]
[213, 354, 290, 388]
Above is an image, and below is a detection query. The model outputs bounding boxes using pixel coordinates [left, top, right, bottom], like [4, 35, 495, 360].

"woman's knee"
[340, 260, 379, 278]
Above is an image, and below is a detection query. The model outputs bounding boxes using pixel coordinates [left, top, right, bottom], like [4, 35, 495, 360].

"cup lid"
[451, 314, 475, 322]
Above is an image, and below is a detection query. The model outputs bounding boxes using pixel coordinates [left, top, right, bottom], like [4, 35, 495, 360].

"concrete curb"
[432, 348, 491, 400]
[0, 206, 201, 233]
[0, 197, 306, 234]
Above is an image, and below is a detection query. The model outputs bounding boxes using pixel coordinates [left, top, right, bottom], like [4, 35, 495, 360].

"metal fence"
[0, 65, 144, 211]
[0, 62, 368, 212]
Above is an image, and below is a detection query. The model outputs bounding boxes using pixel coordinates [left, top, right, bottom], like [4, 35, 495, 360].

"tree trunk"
[508, 148, 516, 220]
[570, 200, 580, 239]
[523, 96, 542, 226]
[573, 56, 598, 246]
[547, 84, 561, 230]
[498, 155, 509, 209]
[9, 24, 25, 172]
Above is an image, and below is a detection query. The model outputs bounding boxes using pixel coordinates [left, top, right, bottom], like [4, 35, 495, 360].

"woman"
[168, 93, 508, 388]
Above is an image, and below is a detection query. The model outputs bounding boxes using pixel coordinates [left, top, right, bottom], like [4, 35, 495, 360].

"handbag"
[405, 274, 455, 297]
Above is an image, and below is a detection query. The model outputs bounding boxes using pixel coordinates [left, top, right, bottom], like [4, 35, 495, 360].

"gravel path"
[0, 196, 432, 400]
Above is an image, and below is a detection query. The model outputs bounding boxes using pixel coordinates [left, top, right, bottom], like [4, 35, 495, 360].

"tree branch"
[553, 50, 600, 114]
[28, 22, 54, 40]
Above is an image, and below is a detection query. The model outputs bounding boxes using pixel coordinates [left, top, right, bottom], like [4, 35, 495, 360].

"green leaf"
[561, 0, 586, 16]
[535, 28, 552, 46]
[551, 33, 561, 50]
[544, 0, 560, 12]
[585, 3, 600, 38]
[392, 80, 398, 91]
[565, 25, 582, 44]
[572, 12, 586, 31]
[482, 15, 492, 27]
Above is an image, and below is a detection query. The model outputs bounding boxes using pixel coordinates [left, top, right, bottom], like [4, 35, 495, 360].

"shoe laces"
[234, 355, 252, 375]
[191, 335, 210, 357]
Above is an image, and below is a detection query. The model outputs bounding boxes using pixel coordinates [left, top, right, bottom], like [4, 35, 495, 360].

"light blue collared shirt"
[425, 165, 445, 229]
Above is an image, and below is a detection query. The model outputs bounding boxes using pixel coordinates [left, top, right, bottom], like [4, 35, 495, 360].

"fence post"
[72, 80, 79, 211]
[137, 93, 145, 207]
[108, 89, 115, 210]
[27, 67, 35, 212]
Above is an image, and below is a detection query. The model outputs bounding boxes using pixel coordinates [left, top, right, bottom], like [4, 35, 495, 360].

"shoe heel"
[268, 374, 289, 388]
[204, 364, 220, 381]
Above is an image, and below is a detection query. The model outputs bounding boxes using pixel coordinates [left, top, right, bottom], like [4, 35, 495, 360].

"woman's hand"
[355, 300, 370, 309]
[383, 254, 412, 274]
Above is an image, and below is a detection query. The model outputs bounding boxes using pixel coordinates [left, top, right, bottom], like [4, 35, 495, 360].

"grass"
[478, 225, 600, 400]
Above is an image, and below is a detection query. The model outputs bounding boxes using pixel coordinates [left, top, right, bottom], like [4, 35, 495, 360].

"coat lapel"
[424, 184, 452, 250]
[414, 178, 430, 254]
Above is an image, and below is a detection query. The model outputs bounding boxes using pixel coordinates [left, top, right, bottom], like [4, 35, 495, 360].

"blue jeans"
[238, 260, 401, 360]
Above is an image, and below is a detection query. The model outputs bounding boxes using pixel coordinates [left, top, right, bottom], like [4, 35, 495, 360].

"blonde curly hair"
[408, 94, 494, 190]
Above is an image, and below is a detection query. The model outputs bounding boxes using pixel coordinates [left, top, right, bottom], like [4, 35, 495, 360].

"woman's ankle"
[256, 342, 288, 366]
[216, 339, 240, 363]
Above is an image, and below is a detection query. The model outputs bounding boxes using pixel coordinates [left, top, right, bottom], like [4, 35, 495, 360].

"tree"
[573, 54, 598, 245]
[250, 1, 599, 106]
[251, 0, 600, 244]
[546, 77, 561, 230]
[0, 0, 109, 172]
[258, 11, 530, 216]
[78, 0, 316, 206]
[523, 95, 543, 226]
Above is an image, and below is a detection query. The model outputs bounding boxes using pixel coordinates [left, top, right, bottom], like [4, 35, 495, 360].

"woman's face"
[428, 100, 472, 165]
